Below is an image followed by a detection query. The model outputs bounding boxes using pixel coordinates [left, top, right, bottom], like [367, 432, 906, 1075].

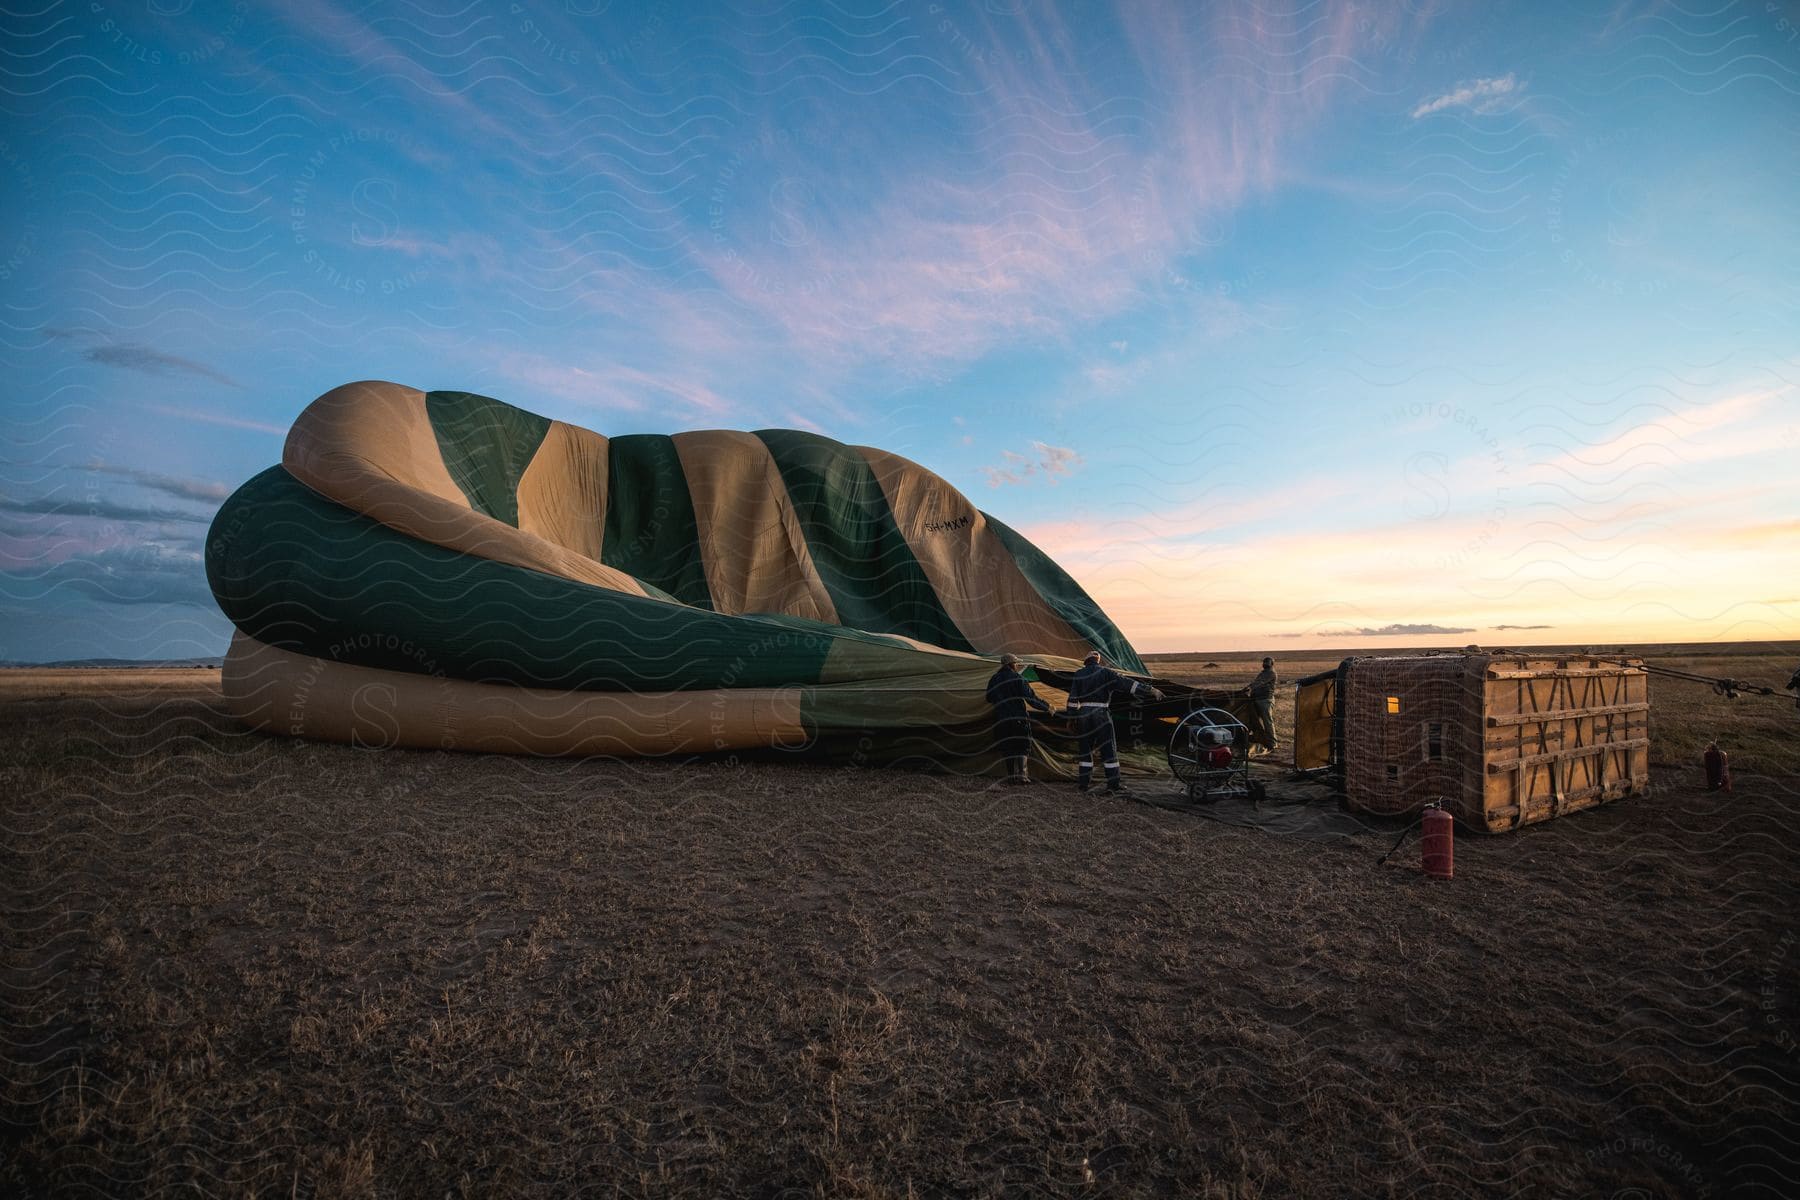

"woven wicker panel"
[1343, 656, 1487, 822]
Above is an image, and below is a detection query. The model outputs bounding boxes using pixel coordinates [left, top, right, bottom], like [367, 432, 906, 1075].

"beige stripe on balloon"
[222, 632, 809, 756]
[859, 445, 1091, 660]
[672, 429, 837, 622]
[515, 420, 610, 562]
[283, 380, 648, 598]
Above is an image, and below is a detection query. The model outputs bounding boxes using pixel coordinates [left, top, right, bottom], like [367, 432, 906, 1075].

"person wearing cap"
[1066, 649, 1163, 794]
[1246, 656, 1278, 757]
[985, 653, 1053, 785]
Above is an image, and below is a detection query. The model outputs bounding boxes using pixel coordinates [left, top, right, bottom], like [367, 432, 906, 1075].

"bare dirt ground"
[3, 647, 1798, 1197]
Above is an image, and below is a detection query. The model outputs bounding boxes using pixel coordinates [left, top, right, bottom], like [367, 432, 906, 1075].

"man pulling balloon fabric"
[985, 653, 1053, 785]
[1066, 650, 1162, 795]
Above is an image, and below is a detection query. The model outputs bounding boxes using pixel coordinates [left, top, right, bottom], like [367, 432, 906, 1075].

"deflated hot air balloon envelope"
[205, 381, 1153, 769]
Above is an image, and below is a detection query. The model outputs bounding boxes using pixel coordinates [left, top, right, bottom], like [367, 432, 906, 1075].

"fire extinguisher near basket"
[1377, 798, 1456, 879]
[1421, 801, 1454, 880]
[1703, 742, 1732, 793]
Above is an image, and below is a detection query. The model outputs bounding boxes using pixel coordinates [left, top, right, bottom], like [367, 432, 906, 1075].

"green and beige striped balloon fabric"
[206, 381, 1144, 760]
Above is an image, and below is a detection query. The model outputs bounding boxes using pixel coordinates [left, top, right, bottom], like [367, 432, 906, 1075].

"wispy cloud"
[981, 442, 1084, 487]
[1037, 443, 1082, 478]
[781, 411, 826, 435]
[1722, 519, 1800, 547]
[1410, 74, 1521, 119]
[0, 543, 211, 607]
[48, 325, 242, 386]
[81, 463, 230, 504]
[1023, 480, 1800, 651]
[0, 495, 214, 525]
[687, 2, 1409, 381]
[1491, 623, 1554, 630]
[1539, 386, 1789, 475]
[86, 343, 241, 387]
[496, 354, 732, 418]
[1082, 357, 1154, 393]
[144, 405, 287, 437]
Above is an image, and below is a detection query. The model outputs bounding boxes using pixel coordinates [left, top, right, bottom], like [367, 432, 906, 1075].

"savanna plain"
[3, 644, 1797, 1197]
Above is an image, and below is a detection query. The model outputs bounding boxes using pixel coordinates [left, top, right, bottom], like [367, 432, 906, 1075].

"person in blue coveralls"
[1065, 650, 1162, 795]
[985, 652, 1053, 785]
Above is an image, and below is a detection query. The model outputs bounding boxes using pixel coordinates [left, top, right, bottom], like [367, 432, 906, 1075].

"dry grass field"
[3, 645, 1798, 1197]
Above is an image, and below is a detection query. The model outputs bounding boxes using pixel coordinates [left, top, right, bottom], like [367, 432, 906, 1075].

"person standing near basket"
[985, 653, 1052, 785]
[1247, 656, 1278, 757]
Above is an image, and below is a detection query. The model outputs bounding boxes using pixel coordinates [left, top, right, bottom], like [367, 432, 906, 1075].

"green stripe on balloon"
[423, 389, 552, 528]
[600, 433, 714, 610]
[756, 428, 975, 653]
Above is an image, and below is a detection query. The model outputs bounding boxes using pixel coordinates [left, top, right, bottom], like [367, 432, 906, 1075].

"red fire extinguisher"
[1703, 742, 1731, 793]
[1422, 802, 1454, 880]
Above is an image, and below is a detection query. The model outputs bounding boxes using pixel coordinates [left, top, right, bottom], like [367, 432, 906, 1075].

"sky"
[2, 0, 1797, 661]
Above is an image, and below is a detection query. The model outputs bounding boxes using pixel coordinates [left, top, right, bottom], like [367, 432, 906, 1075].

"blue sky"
[2, 0, 1796, 660]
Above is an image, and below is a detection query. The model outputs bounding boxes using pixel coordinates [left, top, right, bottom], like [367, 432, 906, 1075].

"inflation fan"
[1166, 705, 1263, 804]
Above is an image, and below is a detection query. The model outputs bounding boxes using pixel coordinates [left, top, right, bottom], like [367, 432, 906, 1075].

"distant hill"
[1144, 636, 1792, 665]
[1145, 640, 1800, 662]
[0, 657, 224, 670]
